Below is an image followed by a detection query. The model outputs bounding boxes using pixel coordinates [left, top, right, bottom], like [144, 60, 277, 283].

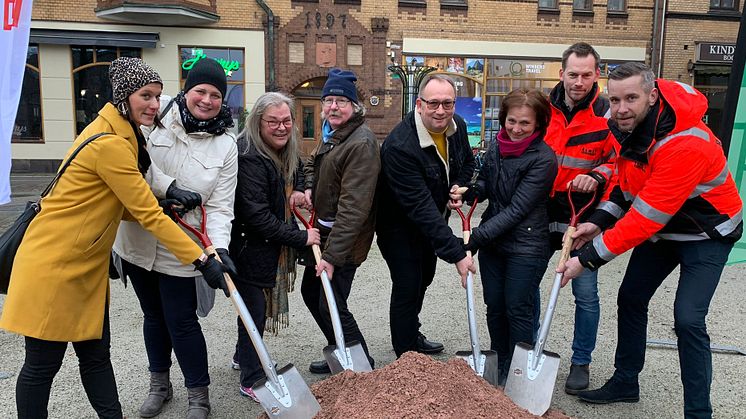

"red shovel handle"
[559, 188, 598, 265]
[172, 204, 212, 249]
[455, 198, 478, 234]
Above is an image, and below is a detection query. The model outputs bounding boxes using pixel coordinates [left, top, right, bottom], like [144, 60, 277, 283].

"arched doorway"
[292, 77, 326, 157]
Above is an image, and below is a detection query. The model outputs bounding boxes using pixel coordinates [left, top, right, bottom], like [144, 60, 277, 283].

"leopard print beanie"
[109, 57, 162, 107]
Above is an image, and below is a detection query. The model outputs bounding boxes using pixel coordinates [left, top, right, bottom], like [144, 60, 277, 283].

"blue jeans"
[613, 239, 732, 419]
[479, 248, 548, 371]
[570, 268, 599, 365]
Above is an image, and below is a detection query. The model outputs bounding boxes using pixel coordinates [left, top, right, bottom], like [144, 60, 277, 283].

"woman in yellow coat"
[0, 57, 232, 419]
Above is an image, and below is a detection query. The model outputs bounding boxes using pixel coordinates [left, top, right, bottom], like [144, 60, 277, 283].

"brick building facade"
[657, 0, 743, 137]
[11, 0, 743, 167]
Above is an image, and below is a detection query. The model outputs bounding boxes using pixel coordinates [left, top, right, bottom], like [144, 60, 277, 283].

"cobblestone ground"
[1, 174, 745, 418]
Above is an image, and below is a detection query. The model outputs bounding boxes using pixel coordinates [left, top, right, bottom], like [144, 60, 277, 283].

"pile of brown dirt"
[310, 352, 570, 418]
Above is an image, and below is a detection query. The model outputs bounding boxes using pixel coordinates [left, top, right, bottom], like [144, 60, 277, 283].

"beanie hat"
[109, 57, 162, 106]
[321, 68, 358, 103]
[184, 58, 227, 98]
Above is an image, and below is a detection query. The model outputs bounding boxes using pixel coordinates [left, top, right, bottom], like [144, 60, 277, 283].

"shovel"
[505, 188, 596, 416]
[453, 198, 500, 387]
[292, 207, 373, 374]
[174, 206, 320, 418]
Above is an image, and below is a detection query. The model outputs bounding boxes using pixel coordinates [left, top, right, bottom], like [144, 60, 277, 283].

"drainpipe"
[255, 0, 276, 91]
[651, 0, 661, 72]
[656, 0, 668, 78]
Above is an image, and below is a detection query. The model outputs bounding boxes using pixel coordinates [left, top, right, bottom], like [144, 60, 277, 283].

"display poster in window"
[455, 96, 483, 148]
[466, 58, 484, 79]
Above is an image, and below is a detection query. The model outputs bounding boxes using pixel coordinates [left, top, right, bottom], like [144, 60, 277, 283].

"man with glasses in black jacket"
[377, 74, 476, 357]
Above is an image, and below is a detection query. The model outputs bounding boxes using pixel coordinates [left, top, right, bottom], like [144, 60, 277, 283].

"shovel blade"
[323, 341, 372, 374]
[455, 349, 501, 387]
[504, 342, 561, 416]
[253, 363, 320, 418]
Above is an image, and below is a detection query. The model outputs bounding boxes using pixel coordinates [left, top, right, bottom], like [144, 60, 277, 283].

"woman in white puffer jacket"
[113, 58, 238, 419]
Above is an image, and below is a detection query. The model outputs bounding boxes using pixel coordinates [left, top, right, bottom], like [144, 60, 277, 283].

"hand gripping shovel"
[292, 207, 372, 374]
[173, 206, 320, 418]
[453, 199, 500, 387]
[504, 188, 596, 416]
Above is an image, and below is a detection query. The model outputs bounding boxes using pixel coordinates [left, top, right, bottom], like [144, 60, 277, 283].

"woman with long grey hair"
[228, 92, 320, 401]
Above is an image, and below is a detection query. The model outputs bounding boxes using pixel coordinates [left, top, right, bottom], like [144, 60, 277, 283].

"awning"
[692, 63, 731, 76]
[29, 29, 159, 48]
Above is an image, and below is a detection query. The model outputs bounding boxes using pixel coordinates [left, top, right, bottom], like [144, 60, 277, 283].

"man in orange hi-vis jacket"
[560, 62, 743, 419]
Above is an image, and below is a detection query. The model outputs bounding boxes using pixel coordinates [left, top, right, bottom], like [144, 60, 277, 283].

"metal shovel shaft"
[465, 271, 483, 373]
[311, 244, 353, 369]
[211, 247, 285, 392]
[531, 225, 574, 370]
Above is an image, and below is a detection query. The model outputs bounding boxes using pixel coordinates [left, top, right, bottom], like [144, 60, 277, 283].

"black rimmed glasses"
[419, 97, 456, 111]
[261, 118, 293, 130]
[321, 98, 351, 108]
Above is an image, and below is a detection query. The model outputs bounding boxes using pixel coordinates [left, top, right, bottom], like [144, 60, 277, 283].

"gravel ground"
[1, 174, 745, 419]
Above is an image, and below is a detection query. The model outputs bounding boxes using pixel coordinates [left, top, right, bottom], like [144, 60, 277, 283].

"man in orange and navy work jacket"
[561, 62, 743, 419]
[544, 42, 616, 395]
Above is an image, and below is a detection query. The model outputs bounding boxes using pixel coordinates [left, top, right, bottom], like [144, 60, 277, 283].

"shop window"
[180, 47, 246, 129]
[608, 0, 626, 13]
[13, 45, 43, 143]
[347, 44, 362, 66]
[289, 42, 305, 64]
[538, 0, 558, 10]
[573, 0, 593, 12]
[710, 0, 737, 10]
[72, 46, 141, 135]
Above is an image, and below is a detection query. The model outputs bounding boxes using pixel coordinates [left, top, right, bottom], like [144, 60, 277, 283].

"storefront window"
[180, 47, 245, 129]
[72, 47, 141, 134]
[695, 70, 730, 137]
[13, 44, 43, 143]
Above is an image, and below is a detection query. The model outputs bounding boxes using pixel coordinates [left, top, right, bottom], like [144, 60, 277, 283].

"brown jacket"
[304, 114, 380, 266]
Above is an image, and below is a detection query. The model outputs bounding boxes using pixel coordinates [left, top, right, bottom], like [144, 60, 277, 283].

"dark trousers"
[479, 247, 548, 371]
[122, 259, 209, 388]
[16, 311, 122, 419]
[300, 263, 372, 364]
[234, 282, 267, 387]
[613, 239, 732, 419]
[378, 233, 437, 357]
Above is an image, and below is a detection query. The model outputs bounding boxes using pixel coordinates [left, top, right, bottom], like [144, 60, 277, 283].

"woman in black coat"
[465, 88, 558, 386]
[229, 92, 320, 401]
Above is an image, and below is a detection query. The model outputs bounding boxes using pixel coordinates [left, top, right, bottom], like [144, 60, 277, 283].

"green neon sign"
[182, 49, 240, 77]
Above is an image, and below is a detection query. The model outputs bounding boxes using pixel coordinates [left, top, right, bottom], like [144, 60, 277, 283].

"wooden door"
[297, 99, 321, 158]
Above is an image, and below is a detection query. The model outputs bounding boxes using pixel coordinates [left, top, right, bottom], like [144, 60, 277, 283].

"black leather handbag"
[0, 133, 109, 294]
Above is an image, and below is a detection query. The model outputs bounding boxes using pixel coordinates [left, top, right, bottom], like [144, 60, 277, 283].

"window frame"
[71, 46, 141, 136]
[537, 0, 559, 11]
[710, 0, 738, 11]
[12, 44, 44, 144]
[573, 0, 594, 13]
[607, 0, 627, 13]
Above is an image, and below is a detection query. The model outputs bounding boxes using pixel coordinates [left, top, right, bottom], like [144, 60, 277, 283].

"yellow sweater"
[429, 129, 448, 162]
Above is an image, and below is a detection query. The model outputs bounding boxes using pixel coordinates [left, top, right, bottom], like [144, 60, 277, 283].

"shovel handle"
[207, 247, 285, 390]
[293, 205, 350, 356]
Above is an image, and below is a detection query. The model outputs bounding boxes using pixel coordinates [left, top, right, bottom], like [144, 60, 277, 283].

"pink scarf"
[497, 128, 540, 157]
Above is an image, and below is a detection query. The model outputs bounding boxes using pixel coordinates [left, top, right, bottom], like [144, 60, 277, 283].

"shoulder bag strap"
[40, 132, 112, 198]
[160, 98, 175, 120]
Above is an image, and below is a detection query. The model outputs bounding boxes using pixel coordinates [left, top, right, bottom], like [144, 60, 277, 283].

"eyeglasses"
[419, 97, 456, 111]
[321, 98, 351, 108]
[261, 118, 293, 129]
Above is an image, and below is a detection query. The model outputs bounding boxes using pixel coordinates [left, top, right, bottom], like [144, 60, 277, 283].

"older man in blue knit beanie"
[301, 68, 381, 375]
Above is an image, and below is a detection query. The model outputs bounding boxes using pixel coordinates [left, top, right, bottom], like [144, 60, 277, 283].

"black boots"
[186, 386, 211, 419]
[415, 334, 444, 354]
[577, 376, 640, 404]
[564, 363, 590, 395]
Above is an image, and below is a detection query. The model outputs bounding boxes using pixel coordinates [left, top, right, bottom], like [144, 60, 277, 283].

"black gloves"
[194, 253, 230, 297]
[216, 248, 237, 278]
[167, 182, 202, 210]
[464, 239, 479, 256]
[159, 198, 187, 221]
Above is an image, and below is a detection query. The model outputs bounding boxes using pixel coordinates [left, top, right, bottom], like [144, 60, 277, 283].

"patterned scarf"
[175, 91, 234, 135]
[263, 183, 298, 335]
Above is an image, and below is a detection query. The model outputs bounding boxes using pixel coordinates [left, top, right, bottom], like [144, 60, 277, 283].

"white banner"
[0, 0, 33, 205]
